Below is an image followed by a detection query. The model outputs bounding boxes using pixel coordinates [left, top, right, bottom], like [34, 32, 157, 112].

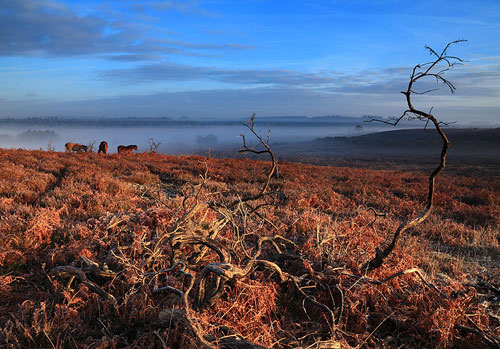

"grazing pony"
[117, 144, 138, 154]
[65, 142, 88, 153]
[98, 141, 108, 154]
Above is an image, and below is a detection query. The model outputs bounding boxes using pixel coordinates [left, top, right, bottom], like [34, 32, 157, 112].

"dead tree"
[87, 140, 97, 153]
[148, 138, 162, 153]
[239, 113, 277, 195]
[363, 39, 466, 272]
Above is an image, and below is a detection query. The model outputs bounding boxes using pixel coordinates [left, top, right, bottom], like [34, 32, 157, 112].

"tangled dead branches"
[151, 116, 339, 346]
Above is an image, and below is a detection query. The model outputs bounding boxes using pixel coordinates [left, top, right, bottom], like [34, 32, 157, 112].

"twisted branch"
[238, 114, 278, 201]
[363, 40, 466, 272]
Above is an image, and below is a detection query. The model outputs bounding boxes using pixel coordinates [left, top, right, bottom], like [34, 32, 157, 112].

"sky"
[0, 0, 499, 124]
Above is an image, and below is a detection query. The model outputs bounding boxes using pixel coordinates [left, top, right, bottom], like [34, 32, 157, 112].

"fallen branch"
[344, 267, 446, 298]
[50, 265, 118, 306]
[455, 324, 500, 349]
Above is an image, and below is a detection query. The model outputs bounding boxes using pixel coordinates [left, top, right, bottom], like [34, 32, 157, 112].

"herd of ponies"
[64, 141, 138, 154]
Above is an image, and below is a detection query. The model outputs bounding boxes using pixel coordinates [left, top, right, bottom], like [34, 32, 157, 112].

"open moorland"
[214, 127, 500, 177]
[0, 147, 499, 348]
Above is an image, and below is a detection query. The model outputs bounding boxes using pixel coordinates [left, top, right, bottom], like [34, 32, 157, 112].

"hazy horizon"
[0, 116, 401, 153]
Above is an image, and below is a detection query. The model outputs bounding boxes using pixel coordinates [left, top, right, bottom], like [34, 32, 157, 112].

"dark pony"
[117, 145, 138, 154]
[65, 142, 88, 153]
[98, 141, 108, 154]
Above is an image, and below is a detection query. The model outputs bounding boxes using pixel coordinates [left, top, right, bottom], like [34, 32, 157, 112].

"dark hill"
[261, 127, 500, 175]
[278, 127, 500, 160]
[331, 127, 500, 151]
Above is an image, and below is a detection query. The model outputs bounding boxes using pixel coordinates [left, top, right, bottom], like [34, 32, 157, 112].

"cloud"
[101, 54, 162, 62]
[0, 0, 106, 56]
[1, 86, 498, 124]
[323, 63, 500, 98]
[102, 60, 500, 98]
[129, 0, 218, 18]
[146, 37, 255, 51]
[148, 1, 218, 18]
[0, 0, 249, 58]
[0, 87, 379, 118]
[104, 62, 343, 86]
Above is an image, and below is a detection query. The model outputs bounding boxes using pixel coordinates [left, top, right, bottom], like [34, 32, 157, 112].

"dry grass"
[0, 148, 498, 348]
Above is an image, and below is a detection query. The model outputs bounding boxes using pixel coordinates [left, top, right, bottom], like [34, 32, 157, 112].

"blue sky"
[0, 0, 499, 123]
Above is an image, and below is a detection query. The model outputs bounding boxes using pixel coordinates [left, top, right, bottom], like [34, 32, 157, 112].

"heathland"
[0, 147, 498, 348]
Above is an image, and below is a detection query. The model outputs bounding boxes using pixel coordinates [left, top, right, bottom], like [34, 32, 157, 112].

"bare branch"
[363, 40, 466, 272]
[455, 324, 500, 349]
[411, 88, 439, 95]
[219, 114, 279, 207]
[425, 45, 440, 58]
[50, 265, 118, 307]
[148, 138, 162, 153]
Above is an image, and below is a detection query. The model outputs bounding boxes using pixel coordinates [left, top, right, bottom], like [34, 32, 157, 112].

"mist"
[0, 122, 396, 154]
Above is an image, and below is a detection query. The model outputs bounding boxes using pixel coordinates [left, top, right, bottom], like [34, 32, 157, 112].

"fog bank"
[0, 122, 396, 154]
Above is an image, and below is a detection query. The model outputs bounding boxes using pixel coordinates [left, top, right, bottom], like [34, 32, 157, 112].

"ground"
[0, 148, 499, 348]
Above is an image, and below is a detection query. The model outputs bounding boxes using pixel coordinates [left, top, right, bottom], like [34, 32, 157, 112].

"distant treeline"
[16, 129, 60, 142]
[0, 115, 387, 128]
[0, 129, 61, 145]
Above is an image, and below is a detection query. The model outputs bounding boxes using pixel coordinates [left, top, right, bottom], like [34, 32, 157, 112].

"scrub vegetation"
[0, 146, 498, 348]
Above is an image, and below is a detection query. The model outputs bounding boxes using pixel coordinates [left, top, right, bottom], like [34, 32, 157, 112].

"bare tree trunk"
[363, 40, 466, 272]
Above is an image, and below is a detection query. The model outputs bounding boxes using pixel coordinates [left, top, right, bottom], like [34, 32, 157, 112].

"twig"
[356, 311, 395, 348]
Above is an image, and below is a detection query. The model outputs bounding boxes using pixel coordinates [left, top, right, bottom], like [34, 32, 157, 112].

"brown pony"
[98, 141, 108, 154]
[117, 144, 138, 154]
[65, 142, 88, 153]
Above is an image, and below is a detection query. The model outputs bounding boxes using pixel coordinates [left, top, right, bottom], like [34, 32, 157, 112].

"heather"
[0, 148, 498, 348]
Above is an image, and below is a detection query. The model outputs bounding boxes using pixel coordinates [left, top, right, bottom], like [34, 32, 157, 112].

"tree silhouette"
[363, 39, 466, 272]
